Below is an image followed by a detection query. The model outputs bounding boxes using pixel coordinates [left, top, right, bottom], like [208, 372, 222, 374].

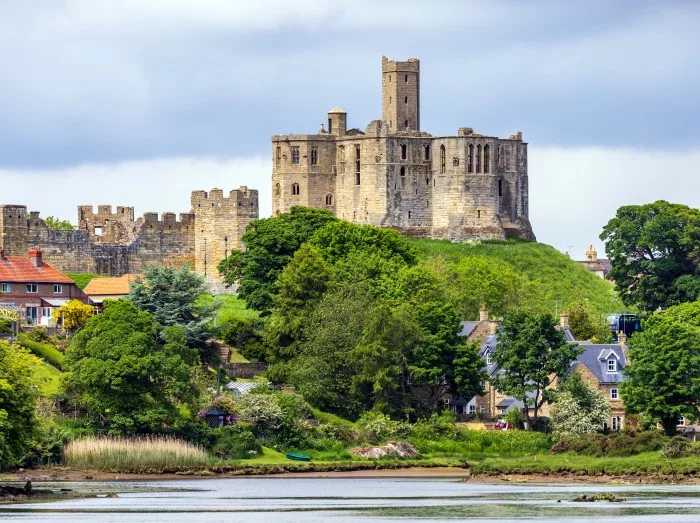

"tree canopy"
[64, 300, 199, 434]
[52, 299, 94, 331]
[44, 216, 75, 230]
[600, 200, 700, 312]
[550, 372, 610, 436]
[621, 301, 700, 435]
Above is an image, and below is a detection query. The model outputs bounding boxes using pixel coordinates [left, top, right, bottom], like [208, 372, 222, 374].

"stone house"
[0, 247, 86, 326]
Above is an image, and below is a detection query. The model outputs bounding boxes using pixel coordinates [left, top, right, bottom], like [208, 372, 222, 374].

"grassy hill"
[68, 273, 105, 290]
[409, 238, 624, 317]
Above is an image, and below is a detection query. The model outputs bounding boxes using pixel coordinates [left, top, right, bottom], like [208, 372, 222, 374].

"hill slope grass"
[410, 238, 624, 316]
[68, 273, 105, 290]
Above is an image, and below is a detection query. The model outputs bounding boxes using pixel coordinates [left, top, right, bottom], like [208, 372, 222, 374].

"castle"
[0, 187, 258, 293]
[272, 56, 535, 241]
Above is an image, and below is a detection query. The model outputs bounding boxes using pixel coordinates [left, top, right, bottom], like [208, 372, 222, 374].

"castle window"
[484, 144, 490, 173]
[476, 144, 482, 173]
[468, 144, 474, 173]
[275, 183, 281, 196]
[388, 75, 391, 83]
[338, 145, 345, 174]
[477, 210, 481, 219]
[401, 144, 407, 160]
[404, 96, 408, 104]
[400, 166, 406, 177]
[497, 144, 502, 167]
[291, 146, 300, 165]
[506, 146, 511, 170]
[311, 147, 318, 166]
[453, 157, 459, 166]
[440, 145, 446, 174]
[426, 200, 429, 208]
[276, 146, 281, 167]
[424, 145, 430, 160]
[275, 210, 281, 217]
[94, 226, 103, 237]
[328, 118, 332, 134]
[405, 119, 409, 129]
[404, 74, 408, 82]
[498, 179, 503, 197]
[425, 177, 429, 185]
[408, 211, 411, 219]
[292, 183, 300, 196]
[355, 146, 361, 184]
[325, 194, 333, 205]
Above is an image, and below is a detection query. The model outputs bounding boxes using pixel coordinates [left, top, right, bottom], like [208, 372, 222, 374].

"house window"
[291, 146, 300, 164]
[439, 375, 447, 385]
[407, 374, 413, 385]
[469, 405, 476, 414]
[401, 144, 407, 160]
[476, 145, 482, 173]
[480, 404, 485, 413]
[338, 145, 345, 174]
[41, 307, 52, 319]
[607, 359, 617, 372]
[484, 144, 490, 174]
[310, 147, 318, 166]
[486, 352, 493, 365]
[678, 417, 685, 426]
[400, 166, 406, 177]
[355, 146, 361, 184]
[26, 306, 38, 324]
[610, 388, 619, 400]
[26, 284, 38, 293]
[440, 145, 446, 174]
[468, 144, 474, 173]
[53, 284, 63, 294]
[0, 283, 10, 293]
[291, 183, 300, 196]
[325, 194, 333, 206]
[275, 146, 281, 167]
[424, 145, 430, 160]
[611, 416, 622, 431]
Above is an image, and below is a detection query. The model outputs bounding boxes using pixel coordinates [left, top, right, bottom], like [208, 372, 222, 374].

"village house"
[83, 273, 140, 309]
[0, 247, 86, 326]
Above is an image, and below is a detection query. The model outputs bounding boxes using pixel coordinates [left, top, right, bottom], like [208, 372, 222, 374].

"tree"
[491, 311, 582, 425]
[621, 301, 700, 436]
[64, 300, 198, 434]
[600, 201, 700, 312]
[128, 265, 214, 352]
[550, 372, 610, 436]
[218, 207, 337, 313]
[568, 297, 610, 342]
[52, 299, 94, 331]
[0, 341, 39, 467]
[44, 216, 75, 230]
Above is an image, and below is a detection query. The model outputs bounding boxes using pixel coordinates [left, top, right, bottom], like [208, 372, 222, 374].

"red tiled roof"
[0, 256, 74, 284]
[84, 274, 141, 296]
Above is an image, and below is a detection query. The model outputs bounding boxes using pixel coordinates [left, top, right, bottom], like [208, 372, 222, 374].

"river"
[1, 477, 699, 522]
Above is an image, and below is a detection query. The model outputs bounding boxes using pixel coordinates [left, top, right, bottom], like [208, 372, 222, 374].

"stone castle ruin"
[0, 187, 258, 292]
[272, 56, 535, 240]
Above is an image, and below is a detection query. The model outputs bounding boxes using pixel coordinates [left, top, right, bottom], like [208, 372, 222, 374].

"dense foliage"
[621, 301, 700, 435]
[550, 373, 610, 436]
[52, 299, 94, 331]
[16, 334, 65, 370]
[44, 216, 75, 230]
[601, 200, 700, 312]
[64, 300, 199, 434]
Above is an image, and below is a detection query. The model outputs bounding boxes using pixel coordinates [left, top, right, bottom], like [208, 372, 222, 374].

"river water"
[1, 477, 699, 522]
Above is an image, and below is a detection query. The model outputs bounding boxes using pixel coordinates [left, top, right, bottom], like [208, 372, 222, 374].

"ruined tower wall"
[78, 205, 136, 244]
[381, 56, 420, 132]
[0, 205, 29, 255]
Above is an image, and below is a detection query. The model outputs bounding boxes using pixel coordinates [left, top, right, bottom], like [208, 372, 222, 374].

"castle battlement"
[191, 187, 259, 210]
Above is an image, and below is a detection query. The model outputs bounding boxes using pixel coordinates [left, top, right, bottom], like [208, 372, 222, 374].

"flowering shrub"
[236, 394, 284, 433]
[357, 412, 411, 444]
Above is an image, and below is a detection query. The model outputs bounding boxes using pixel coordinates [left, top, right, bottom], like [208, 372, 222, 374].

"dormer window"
[486, 351, 493, 366]
[607, 359, 617, 372]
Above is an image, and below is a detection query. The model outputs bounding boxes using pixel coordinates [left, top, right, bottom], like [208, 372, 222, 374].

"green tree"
[128, 265, 213, 352]
[64, 300, 199, 434]
[218, 207, 337, 313]
[550, 372, 610, 436]
[52, 299, 94, 331]
[0, 341, 39, 467]
[621, 301, 700, 436]
[567, 297, 610, 342]
[44, 216, 75, 230]
[600, 200, 700, 312]
[491, 311, 582, 425]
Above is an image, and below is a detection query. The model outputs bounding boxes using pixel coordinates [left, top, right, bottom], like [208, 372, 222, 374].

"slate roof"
[458, 321, 481, 338]
[573, 343, 627, 384]
[0, 256, 73, 284]
[84, 274, 141, 296]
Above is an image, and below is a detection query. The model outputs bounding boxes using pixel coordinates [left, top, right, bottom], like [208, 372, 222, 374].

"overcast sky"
[2, 0, 699, 258]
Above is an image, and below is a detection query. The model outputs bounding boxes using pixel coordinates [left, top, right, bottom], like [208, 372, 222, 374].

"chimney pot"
[560, 311, 569, 329]
[479, 305, 489, 322]
[28, 248, 43, 268]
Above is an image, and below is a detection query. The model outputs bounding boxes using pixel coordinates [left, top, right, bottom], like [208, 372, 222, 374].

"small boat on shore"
[286, 453, 312, 462]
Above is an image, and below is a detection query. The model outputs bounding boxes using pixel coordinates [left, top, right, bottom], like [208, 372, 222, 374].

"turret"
[382, 56, 420, 132]
[327, 107, 347, 137]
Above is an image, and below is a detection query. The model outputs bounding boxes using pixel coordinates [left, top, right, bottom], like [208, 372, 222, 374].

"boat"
[286, 453, 312, 462]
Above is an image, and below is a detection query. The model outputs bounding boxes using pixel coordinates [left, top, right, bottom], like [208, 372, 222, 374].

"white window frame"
[607, 359, 617, 372]
[610, 388, 619, 400]
[26, 283, 38, 293]
[486, 352, 493, 366]
[612, 416, 622, 431]
[53, 284, 63, 294]
[1, 283, 10, 293]
[479, 404, 485, 413]
[41, 307, 52, 318]
[468, 404, 476, 414]
[677, 417, 685, 426]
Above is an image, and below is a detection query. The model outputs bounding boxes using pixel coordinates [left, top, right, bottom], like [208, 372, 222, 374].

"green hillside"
[409, 238, 624, 317]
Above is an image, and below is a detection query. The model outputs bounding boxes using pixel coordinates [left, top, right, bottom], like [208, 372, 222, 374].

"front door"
[26, 307, 38, 324]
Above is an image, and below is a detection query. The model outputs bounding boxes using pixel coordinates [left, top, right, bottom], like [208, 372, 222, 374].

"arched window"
[274, 183, 281, 196]
[468, 144, 473, 173]
[484, 145, 490, 174]
[476, 145, 482, 173]
[291, 183, 300, 196]
[325, 194, 333, 205]
[400, 166, 406, 177]
[401, 144, 407, 160]
[440, 145, 446, 174]
[498, 179, 503, 197]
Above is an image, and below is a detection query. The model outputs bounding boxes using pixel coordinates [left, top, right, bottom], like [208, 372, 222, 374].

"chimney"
[28, 248, 42, 268]
[479, 305, 489, 322]
[618, 331, 629, 362]
[585, 245, 598, 262]
[560, 311, 569, 329]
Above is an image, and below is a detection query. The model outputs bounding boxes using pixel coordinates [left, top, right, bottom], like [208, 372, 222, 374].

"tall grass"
[64, 436, 210, 472]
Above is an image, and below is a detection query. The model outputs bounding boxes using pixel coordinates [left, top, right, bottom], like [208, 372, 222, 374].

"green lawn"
[67, 273, 105, 290]
[32, 360, 62, 396]
[410, 238, 625, 316]
[228, 349, 250, 363]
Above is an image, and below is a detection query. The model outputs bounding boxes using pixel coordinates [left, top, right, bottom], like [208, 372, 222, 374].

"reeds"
[63, 436, 210, 472]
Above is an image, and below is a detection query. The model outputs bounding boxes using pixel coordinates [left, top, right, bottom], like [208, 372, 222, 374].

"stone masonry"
[272, 56, 535, 241]
[0, 187, 258, 293]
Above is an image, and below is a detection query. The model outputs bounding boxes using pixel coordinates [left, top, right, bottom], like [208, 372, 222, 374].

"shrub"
[411, 411, 459, 441]
[237, 394, 284, 433]
[23, 327, 49, 342]
[211, 425, 261, 459]
[357, 412, 411, 444]
[16, 334, 65, 370]
[661, 436, 698, 459]
[0, 318, 14, 334]
[551, 431, 668, 457]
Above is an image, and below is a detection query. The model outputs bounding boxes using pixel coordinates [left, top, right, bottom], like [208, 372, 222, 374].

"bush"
[23, 327, 49, 342]
[661, 436, 699, 459]
[211, 425, 261, 459]
[0, 318, 13, 334]
[412, 427, 551, 456]
[16, 334, 65, 370]
[357, 412, 411, 444]
[551, 430, 668, 457]
[411, 411, 459, 440]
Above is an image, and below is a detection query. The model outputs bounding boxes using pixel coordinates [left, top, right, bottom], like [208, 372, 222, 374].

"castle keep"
[272, 56, 535, 240]
[0, 187, 258, 292]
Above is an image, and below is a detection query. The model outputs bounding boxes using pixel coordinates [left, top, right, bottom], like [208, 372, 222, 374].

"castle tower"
[382, 56, 420, 132]
[327, 107, 347, 137]
[0, 205, 29, 256]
